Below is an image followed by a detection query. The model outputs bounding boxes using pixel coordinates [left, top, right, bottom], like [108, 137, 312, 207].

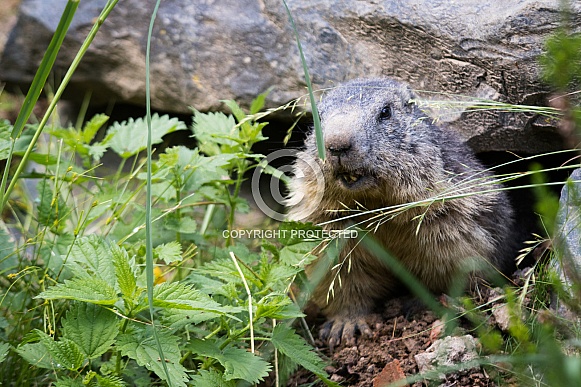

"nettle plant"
[0, 94, 334, 386]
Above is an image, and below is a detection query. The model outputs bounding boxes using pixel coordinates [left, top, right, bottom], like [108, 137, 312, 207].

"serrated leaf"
[271, 324, 337, 386]
[93, 374, 126, 387]
[0, 342, 10, 363]
[156, 146, 235, 192]
[36, 277, 118, 305]
[149, 282, 242, 316]
[67, 235, 116, 286]
[161, 309, 222, 330]
[35, 330, 85, 371]
[256, 295, 304, 320]
[279, 243, 319, 267]
[183, 151, 235, 192]
[261, 264, 301, 292]
[88, 141, 109, 161]
[190, 339, 271, 383]
[106, 114, 185, 158]
[112, 244, 138, 303]
[16, 342, 54, 369]
[54, 377, 85, 387]
[62, 303, 118, 359]
[164, 216, 197, 234]
[121, 359, 153, 387]
[0, 120, 13, 160]
[117, 325, 188, 387]
[192, 110, 237, 155]
[190, 369, 236, 387]
[82, 113, 109, 144]
[154, 241, 182, 264]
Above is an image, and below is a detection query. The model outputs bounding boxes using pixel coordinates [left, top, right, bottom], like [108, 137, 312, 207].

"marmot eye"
[379, 105, 392, 121]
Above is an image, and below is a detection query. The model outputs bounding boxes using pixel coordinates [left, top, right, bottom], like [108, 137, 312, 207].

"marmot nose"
[327, 142, 352, 157]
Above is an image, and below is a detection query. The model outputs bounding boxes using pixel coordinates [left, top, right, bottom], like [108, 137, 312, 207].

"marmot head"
[300, 78, 447, 205]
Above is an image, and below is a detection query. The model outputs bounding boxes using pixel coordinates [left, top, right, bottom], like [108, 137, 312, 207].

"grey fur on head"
[287, 78, 518, 349]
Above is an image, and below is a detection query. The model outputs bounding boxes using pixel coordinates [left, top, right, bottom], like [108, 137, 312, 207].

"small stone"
[373, 359, 408, 387]
[492, 303, 512, 332]
[414, 335, 480, 377]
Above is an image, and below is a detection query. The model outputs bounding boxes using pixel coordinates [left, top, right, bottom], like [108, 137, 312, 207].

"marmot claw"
[320, 316, 372, 352]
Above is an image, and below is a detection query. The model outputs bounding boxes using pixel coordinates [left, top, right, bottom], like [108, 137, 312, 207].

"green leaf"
[271, 324, 337, 386]
[88, 142, 109, 161]
[117, 325, 188, 387]
[278, 221, 323, 246]
[190, 339, 271, 383]
[0, 341, 10, 363]
[34, 330, 85, 371]
[261, 264, 301, 292]
[149, 282, 242, 316]
[0, 120, 13, 160]
[256, 295, 304, 320]
[16, 342, 54, 369]
[190, 369, 236, 387]
[222, 100, 246, 123]
[61, 303, 118, 359]
[112, 245, 138, 303]
[92, 374, 126, 387]
[161, 309, 222, 330]
[279, 243, 319, 267]
[540, 30, 581, 90]
[54, 377, 85, 387]
[164, 216, 197, 234]
[146, 146, 235, 195]
[36, 179, 70, 231]
[105, 114, 186, 158]
[82, 113, 109, 143]
[0, 228, 18, 274]
[154, 241, 182, 264]
[184, 151, 235, 192]
[250, 88, 271, 115]
[278, 222, 323, 267]
[192, 110, 237, 155]
[67, 235, 117, 286]
[36, 277, 118, 305]
[16, 151, 60, 165]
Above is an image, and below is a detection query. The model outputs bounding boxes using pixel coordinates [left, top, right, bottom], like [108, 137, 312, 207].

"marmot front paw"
[320, 315, 372, 351]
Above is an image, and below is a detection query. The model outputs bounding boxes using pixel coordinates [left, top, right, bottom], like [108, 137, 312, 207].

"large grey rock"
[554, 168, 581, 305]
[1, 0, 580, 152]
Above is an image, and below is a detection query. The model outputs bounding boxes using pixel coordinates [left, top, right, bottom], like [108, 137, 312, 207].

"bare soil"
[286, 295, 504, 387]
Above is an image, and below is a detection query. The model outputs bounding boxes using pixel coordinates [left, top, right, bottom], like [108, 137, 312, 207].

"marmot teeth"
[341, 173, 360, 184]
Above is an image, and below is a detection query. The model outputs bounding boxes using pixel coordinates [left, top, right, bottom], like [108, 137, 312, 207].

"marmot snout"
[287, 78, 519, 349]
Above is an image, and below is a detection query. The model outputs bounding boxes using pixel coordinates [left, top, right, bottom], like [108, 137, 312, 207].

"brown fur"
[287, 78, 518, 348]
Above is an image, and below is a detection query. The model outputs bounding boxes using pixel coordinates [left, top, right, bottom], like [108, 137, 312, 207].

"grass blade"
[145, 0, 173, 385]
[281, 0, 325, 160]
[0, 0, 79, 212]
[1, 0, 120, 212]
[10, 0, 79, 139]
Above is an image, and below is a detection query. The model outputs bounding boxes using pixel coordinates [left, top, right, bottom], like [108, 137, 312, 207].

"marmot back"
[287, 78, 519, 348]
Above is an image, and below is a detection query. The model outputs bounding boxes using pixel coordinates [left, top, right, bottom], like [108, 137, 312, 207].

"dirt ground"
[286, 296, 500, 387]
